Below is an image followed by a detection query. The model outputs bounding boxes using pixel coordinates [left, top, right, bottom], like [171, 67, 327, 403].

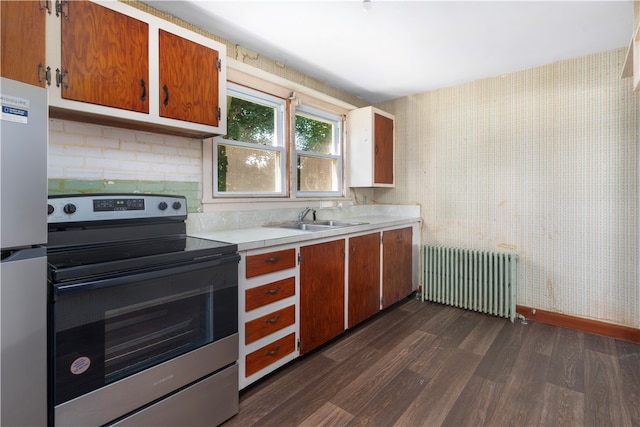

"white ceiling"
[146, 0, 634, 103]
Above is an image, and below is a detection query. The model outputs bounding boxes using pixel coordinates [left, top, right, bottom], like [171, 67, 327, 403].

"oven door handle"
[53, 253, 240, 297]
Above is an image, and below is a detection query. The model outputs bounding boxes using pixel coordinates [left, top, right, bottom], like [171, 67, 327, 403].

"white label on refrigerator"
[0, 93, 30, 124]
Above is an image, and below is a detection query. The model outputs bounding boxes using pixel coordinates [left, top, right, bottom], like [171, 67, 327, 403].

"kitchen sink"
[266, 220, 367, 231]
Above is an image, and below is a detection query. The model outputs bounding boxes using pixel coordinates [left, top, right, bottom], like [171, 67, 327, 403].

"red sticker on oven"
[70, 356, 91, 375]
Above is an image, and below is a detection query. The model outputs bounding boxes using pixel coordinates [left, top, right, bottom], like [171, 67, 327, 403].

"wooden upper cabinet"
[373, 113, 394, 184]
[348, 233, 381, 328]
[159, 30, 219, 126]
[382, 227, 413, 308]
[61, 0, 149, 113]
[46, 0, 227, 137]
[1, 0, 47, 87]
[347, 106, 395, 187]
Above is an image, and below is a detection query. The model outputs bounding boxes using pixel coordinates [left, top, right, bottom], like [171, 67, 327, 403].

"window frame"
[202, 61, 357, 209]
[212, 82, 287, 198]
[294, 104, 344, 198]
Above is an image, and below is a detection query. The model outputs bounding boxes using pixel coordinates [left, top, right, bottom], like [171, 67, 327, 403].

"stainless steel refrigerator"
[0, 77, 48, 426]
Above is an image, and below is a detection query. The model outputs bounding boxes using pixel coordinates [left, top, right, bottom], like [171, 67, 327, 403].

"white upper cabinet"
[347, 106, 395, 187]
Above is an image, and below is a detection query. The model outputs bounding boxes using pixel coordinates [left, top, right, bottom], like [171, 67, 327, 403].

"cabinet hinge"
[217, 107, 221, 121]
[55, 0, 68, 19]
[380, 296, 383, 307]
[55, 68, 69, 89]
[298, 253, 303, 264]
[38, 64, 52, 86]
[39, 0, 51, 14]
[216, 58, 222, 72]
[297, 339, 301, 350]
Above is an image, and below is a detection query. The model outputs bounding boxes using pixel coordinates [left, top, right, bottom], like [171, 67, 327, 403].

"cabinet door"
[61, 0, 149, 113]
[1, 0, 46, 87]
[299, 239, 345, 354]
[374, 113, 394, 185]
[348, 233, 380, 328]
[159, 29, 219, 126]
[382, 227, 412, 308]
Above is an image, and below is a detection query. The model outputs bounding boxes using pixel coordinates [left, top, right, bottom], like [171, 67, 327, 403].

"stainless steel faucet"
[298, 207, 313, 222]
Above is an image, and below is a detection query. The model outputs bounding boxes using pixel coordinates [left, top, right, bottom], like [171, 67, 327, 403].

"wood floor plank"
[441, 374, 503, 426]
[323, 305, 413, 362]
[223, 300, 640, 427]
[616, 339, 640, 426]
[394, 349, 482, 426]
[245, 344, 383, 426]
[458, 313, 506, 356]
[227, 353, 337, 426]
[473, 321, 528, 383]
[298, 402, 354, 427]
[486, 350, 550, 426]
[436, 310, 480, 349]
[523, 320, 557, 356]
[584, 349, 632, 427]
[346, 368, 427, 427]
[417, 302, 462, 335]
[540, 383, 584, 427]
[547, 326, 585, 393]
[331, 329, 436, 414]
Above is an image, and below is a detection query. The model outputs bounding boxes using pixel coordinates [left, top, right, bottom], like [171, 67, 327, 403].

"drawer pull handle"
[265, 346, 280, 356]
[264, 255, 281, 264]
[264, 286, 281, 295]
[264, 314, 281, 324]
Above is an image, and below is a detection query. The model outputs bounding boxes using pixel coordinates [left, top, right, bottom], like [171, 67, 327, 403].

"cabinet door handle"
[162, 84, 169, 106]
[264, 314, 281, 324]
[264, 286, 281, 295]
[140, 79, 146, 102]
[264, 255, 280, 264]
[265, 346, 280, 356]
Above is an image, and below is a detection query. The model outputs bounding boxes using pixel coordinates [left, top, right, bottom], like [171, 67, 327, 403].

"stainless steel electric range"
[47, 194, 239, 426]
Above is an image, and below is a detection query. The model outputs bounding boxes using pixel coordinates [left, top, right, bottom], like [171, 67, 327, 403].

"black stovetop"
[48, 235, 237, 283]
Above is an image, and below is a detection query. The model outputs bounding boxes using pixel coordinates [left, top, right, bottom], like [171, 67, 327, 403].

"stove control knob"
[158, 202, 168, 211]
[63, 203, 76, 215]
[172, 201, 182, 210]
[47, 204, 54, 215]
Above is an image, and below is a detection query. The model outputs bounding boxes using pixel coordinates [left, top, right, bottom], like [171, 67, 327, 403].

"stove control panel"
[47, 194, 187, 223]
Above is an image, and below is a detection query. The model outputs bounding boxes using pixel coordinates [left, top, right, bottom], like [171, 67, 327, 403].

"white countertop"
[189, 215, 421, 251]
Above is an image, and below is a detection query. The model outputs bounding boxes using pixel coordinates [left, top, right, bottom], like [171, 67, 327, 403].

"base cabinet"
[239, 247, 297, 389]
[299, 239, 345, 355]
[382, 227, 413, 308]
[348, 233, 381, 328]
[238, 223, 418, 389]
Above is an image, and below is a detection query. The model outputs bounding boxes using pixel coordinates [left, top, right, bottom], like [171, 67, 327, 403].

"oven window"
[53, 260, 238, 405]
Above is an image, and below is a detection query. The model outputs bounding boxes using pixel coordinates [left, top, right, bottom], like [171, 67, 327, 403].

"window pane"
[218, 144, 281, 193]
[295, 114, 333, 154]
[225, 96, 276, 146]
[297, 155, 337, 192]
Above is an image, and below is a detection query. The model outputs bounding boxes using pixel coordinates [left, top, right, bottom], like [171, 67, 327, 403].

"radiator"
[422, 246, 518, 322]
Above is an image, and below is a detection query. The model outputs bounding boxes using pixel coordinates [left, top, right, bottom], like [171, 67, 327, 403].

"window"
[295, 105, 343, 197]
[209, 79, 346, 200]
[214, 83, 286, 197]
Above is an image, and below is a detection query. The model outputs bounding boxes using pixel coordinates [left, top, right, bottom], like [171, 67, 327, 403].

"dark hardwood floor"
[224, 298, 640, 426]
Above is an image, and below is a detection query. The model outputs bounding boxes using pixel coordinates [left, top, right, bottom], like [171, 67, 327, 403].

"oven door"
[51, 254, 239, 426]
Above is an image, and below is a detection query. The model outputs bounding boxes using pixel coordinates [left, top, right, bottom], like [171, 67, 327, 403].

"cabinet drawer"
[246, 249, 295, 278]
[245, 305, 295, 345]
[245, 333, 295, 377]
[245, 277, 295, 311]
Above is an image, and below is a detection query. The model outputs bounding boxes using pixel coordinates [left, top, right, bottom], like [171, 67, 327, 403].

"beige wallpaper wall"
[375, 48, 640, 328]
